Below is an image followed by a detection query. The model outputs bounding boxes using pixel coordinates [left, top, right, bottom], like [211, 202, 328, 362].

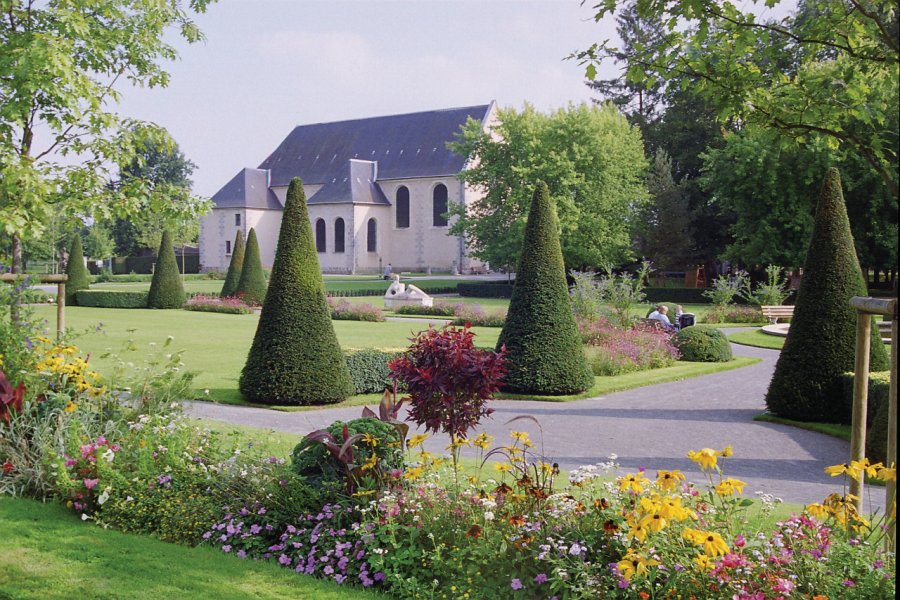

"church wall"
[244, 209, 282, 269]
[307, 204, 355, 273]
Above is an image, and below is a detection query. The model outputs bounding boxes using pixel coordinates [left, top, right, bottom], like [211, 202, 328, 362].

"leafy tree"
[234, 228, 266, 305]
[240, 178, 353, 405]
[220, 230, 245, 297]
[497, 182, 593, 395]
[0, 0, 212, 275]
[64, 235, 90, 305]
[634, 149, 692, 269]
[147, 230, 185, 309]
[449, 103, 647, 271]
[81, 222, 116, 264]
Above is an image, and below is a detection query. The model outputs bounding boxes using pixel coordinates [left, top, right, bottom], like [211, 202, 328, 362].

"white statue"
[384, 274, 433, 309]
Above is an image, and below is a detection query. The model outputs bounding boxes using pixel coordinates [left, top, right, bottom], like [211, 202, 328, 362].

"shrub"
[496, 182, 593, 395]
[703, 271, 749, 307]
[457, 281, 515, 298]
[64, 234, 91, 305]
[702, 305, 766, 324]
[345, 348, 403, 394]
[839, 370, 891, 462]
[450, 303, 506, 327]
[581, 319, 680, 376]
[20, 288, 52, 304]
[184, 295, 254, 315]
[569, 270, 602, 320]
[234, 228, 266, 305]
[146, 230, 186, 309]
[595, 261, 651, 327]
[327, 297, 385, 322]
[740, 265, 791, 306]
[75, 290, 148, 308]
[220, 229, 245, 297]
[766, 169, 889, 423]
[240, 178, 354, 405]
[393, 300, 455, 317]
[674, 326, 733, 362]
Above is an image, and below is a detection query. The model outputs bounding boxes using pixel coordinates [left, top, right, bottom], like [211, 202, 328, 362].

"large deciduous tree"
[449, 103, 647, 271]
[0, 0, 213, 274]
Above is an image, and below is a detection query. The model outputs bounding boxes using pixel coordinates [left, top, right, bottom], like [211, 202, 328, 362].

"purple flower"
[842, 580, 856, 587]
[510, 579, 524, 591]
[373, 572, 385, 582]
[222, 545, 232, 553]
[278, 554, 291, 566]
[534, 573, 548, 584]
[873, 559, 884, 569]
[236, 550, 247, 559]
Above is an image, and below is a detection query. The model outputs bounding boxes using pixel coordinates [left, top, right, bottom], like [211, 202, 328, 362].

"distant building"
[200, 103, 497, 274]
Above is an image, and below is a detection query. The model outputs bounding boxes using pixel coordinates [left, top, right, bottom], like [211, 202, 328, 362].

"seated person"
[647, 305, 676, 330]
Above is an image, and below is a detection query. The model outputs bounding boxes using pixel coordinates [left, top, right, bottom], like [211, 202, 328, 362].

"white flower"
[81, 513, 90, 521]
[98, 487, 111, 505]
[483, 511, 495, 521]
[481, 499, 497, 510]
[102, 448, 115, 463]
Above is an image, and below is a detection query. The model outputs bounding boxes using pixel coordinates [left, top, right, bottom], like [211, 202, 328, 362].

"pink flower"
[80, 444, 95, 458]
[510, 578, 524, 591]
[83, 478, 99, 490]
[734, 534, 746, 548]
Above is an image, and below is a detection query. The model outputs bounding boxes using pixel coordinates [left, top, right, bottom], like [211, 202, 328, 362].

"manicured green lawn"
[729, 328, 786, 350]
[92, 277, 464, 296]
[0, 497, 387, 600]
[753, 413, 850, 441]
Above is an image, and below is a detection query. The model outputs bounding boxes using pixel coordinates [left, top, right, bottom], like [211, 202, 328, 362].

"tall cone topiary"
[220, 229, 245, 297]
[496, 181, 593, 395]
[765, 168, 889, 423]
[234, 228, 267, 305]
[146, 230, 186, 309]
[240, 178, 353, 405]
[64, 234, 91, 305]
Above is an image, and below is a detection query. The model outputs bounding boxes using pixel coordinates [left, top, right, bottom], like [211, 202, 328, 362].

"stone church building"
[199, 103, 496, 274]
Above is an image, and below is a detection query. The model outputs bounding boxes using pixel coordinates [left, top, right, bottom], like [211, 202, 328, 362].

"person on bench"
[648, 305, 676, 331]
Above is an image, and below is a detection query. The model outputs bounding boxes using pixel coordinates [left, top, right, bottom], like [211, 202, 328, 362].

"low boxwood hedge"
[344, 348, 403, 394]
[457, 281, 515, 298]
[840, 371, 891, 462]
[75, 290, 148, 308]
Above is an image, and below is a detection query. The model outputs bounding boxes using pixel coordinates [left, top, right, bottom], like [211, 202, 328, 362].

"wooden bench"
[761, 305, 794, 324]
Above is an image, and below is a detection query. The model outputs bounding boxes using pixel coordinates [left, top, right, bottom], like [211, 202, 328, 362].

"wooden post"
[849, 311, 871, 512]
[57, 282, 66, 339]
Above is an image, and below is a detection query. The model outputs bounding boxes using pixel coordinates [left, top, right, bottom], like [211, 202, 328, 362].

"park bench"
[761, 305, 794, 324]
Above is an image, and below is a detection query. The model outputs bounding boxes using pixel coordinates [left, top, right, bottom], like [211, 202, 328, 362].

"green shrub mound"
[234, 228, 267, 305]
[345, 348, 403, 394]
[220, 229, 245, 297]
[240, 178, 354, 405]
[146, 230, 186, 309]
[75, 290, 148, 308]
[64, 234, 91, 305]
[496, 182, 593, 395]
[765, 169, 889, 423]
[674, 326, 733, 362]
[291, 417, 402, 485]
[839, 371, 891, 463]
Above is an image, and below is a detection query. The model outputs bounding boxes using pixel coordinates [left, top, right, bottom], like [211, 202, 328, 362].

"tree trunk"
[11, 233, 23, 274]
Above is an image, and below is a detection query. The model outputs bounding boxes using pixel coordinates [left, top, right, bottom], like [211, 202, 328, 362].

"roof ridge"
[285, 103, 491, 130]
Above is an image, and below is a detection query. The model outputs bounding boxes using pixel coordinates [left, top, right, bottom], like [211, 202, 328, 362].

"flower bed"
[578, 317, 680, 376]
[184, 294, 255, 314]
[327, 297, 385, 322]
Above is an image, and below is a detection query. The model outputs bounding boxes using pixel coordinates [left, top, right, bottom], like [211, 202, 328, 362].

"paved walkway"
[185, 334, 885, 510]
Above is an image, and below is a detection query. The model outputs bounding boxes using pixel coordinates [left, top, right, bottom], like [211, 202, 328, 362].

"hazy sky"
[115, 0, 613, 197]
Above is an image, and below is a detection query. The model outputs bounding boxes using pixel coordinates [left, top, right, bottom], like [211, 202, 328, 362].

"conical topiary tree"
[220, 229, 245, 297]
[64, 234, 91, 305]
[496, 181, 593, 395]
[239, 178, 353, 405]
[765, 168, 889, 423]
[146, 230, 186, 309]
[234, 228, 267, 305]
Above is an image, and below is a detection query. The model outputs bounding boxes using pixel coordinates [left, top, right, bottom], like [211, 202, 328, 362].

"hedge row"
[457, 281, 515, 298]
[327, 286, 457, 298]
[75, 290, 148, 308]
[344, 348, 404, 395]
[111, 254, 200, 275]
[839, 371, 891, 459]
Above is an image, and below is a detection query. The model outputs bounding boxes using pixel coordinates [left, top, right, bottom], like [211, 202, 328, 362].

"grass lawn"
[729, 328, 785, 350]
[92, 277, 465, 297]
[0, 497, 387, 600]
[753, 412, 850, 441]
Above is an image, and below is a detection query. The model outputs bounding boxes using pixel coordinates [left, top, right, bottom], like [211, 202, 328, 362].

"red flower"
[2, 462, 13, 474]
[0, 369, 26, 425]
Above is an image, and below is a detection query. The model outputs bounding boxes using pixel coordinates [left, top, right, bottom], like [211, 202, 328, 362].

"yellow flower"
[655, 470, 685, 491]
[714, 478, 746, 496]
[64, 401, 78, 413]
[617, 472, 648, 494]
[360, 433, 379, 447]
[407, 434, 429, 449]
[494, 462, 513, 473]
[824, 463, 857, 481]
[806, 503, 828, 519]
[850, 458, 882, 479]
[875, 464, 896, 482]
[625, 514, 649, 543]
[639, 511, 667, 533]
[682, 527, 706, 545]
[472, 433, 493, 450]
[658, 496, 692, 521]
[721, 445, 733, 457]
[359, 453, 378, 472]
[617, 552, 657, 581]
[446, 437, 470, 451]
[509, 431, 532, 448]
[694, 554, 712, 571]
[687, 448, 721, 471]
[404, 466, 424, 481]
[700, 532, 729, 557]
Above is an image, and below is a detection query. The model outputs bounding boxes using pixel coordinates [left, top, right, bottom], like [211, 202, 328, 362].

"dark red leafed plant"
[0, 369, 25, 425]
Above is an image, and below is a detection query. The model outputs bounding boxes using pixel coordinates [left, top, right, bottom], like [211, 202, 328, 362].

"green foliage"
[449, 103, 648, 270]
[635, 149, 692, 269]
[234, 228, 267, 305]
[766, 169, 890, 423]
[740, 265, 791, 307]
[240, 178, 353, 405]
[345, 348, 403, 395]
[456, 281, 514, 298]
[497, 182, 593, 395]
[146, 230, 185, 309]
[64, 235, 91, 305]
[220, 230, 245, 297]
[595, 261, 651, 327]
[75, 290, 148, 309]
[673, 326, 733, 362]
[863, 373, 892, 464]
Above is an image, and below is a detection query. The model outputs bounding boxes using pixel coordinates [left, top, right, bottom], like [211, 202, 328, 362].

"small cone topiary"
[496, 181, 593, 395]
[765, 168, 889, 423]
[239, 178, 353, 405]
[220, 230, 245, 297]
[146, 230, 186, 309]
[234, 228, 267, 305]
[64, 234, 90, 305]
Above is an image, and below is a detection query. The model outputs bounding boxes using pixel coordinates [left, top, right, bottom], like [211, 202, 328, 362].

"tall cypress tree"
[497, 181, 593, 395]
[146, 230, 185, 309]
[239, 178, 353, 405]
[220, 229, 245, 297]
[64, 234, 91, 305]
[766, 168, 890, 423]
[234, 228, 266, 305]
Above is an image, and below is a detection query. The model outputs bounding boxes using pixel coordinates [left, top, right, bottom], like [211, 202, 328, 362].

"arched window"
[396, 186, 410, 228]
[367, 218, 377, 252]
[433, 184, 448, 227]
[334, 218, 345, 253]
[315, 219, 326, 253]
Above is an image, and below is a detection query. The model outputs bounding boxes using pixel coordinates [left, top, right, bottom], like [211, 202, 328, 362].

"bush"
[393, 300, 455, 317]
[457, 281, 515, 298]
[75, 290, 148, 308]
[220, 230, 245, 297]
[240, 178, 354, 405]
[64, 235, 91, 305]
[20, 288, 52, 304]
[580, 318, 680, 376]
[345, 348, 403, 394]
[766, 169, 889, 423]
[450, 303, 506, 327]
[234, 228, 266, 305]
[839, 370, 891, 462]
[740, 265, 791, 306]
[673, 326, 733, 362]
[496, 182, 593, 395]
[327, 297, 385, 322]
[183, 295, 254, 315]
[146, 230, 186, 309]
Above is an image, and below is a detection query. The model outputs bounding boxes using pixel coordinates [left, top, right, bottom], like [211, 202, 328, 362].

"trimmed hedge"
[234, 228, 267, 305]
[147, 231, 186, 309]
[345, 348, 403, 394]
[75, 290, 148, 308]
[839, 371, 891, 462]
[766, 169, 889, 423]
[673, 326, 733, 362]
[220, 230, 245, 297]
[65, 235, 91, 305]
[112, 254, 200, 275]
[497, 182, 593, 395]
[458, 281, 515, 298]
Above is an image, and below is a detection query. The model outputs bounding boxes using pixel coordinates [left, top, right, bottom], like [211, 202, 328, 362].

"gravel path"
[185, 334, 886, 510]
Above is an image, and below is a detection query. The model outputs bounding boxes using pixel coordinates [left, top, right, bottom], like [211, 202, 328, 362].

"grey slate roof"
[211, 168, 282, 210]
[308, 160, 390, 205]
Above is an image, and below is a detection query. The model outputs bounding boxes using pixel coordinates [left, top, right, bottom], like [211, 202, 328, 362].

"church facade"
[199, 103, 496, 274]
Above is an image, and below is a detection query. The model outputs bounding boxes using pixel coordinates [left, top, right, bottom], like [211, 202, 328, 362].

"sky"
[115, 0, 614, 197]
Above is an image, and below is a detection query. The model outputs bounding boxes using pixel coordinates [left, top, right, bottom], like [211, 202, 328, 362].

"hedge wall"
[111, 254, 200, 275]
[457, 281, 515, 298]
[75, 290, 148, 308]
[344, 348, 404, 395]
